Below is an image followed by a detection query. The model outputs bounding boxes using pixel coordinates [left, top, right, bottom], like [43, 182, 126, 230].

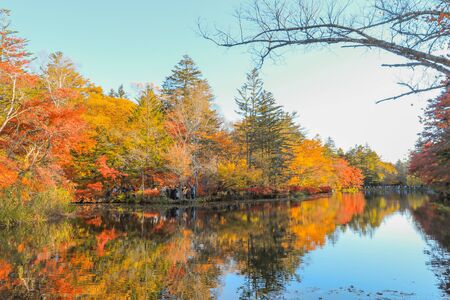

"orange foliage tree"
[288, 139, 335, 188]
[288, 139, 363, 191]
[332, 158, 364, 190]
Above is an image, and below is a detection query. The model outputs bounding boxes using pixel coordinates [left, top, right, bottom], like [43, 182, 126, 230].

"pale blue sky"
[4, 0, 435, 162]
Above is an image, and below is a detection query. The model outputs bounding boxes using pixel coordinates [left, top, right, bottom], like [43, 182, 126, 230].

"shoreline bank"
[71, 192, 332, 210]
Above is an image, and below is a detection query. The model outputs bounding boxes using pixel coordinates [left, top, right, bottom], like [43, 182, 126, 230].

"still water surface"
[0, 192, 448, 299]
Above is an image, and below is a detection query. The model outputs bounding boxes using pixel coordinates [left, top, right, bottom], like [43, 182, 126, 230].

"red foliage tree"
[410, 89, 449, 188]
[0, 11, 89, 194]
[3, 96, 88, 189]
[96, 155, 125, 180]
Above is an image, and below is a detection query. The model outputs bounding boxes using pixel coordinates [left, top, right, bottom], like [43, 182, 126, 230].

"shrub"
[134, 188, 164, 203]
[240, 186, 276, 198]
[286, 185, 332, 196]
[142, 188, 160, 197]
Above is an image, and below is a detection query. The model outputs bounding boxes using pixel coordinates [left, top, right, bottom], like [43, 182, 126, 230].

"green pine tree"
[235, 69, 302, 185]
[235, 68, 263, 168]
[162, 55, 204, 109]
[117, 84, 127, 98]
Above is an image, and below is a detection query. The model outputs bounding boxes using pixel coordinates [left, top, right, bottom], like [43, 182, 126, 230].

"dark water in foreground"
[0, 193, 448, 299]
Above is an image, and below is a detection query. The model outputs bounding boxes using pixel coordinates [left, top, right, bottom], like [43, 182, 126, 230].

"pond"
[0, 192, 448, 299]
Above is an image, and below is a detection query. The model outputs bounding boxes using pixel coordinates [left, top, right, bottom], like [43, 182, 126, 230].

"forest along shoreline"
[0, 8, 448, 227]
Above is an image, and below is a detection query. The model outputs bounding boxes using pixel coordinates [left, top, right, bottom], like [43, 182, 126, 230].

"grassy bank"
[0, 187, 75, 227]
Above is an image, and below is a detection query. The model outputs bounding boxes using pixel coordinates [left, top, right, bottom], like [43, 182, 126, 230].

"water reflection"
[0, 192, 448, 299]
[412, 201, 450, 295]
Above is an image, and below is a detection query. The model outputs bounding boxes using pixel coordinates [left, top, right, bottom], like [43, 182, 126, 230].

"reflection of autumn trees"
[172, 193, 368, 298]
[0, 214, 220, 299]
[0, 259, 13, 291]
[0, 222, 77, 298]
[347, 193, 428, 236]
[412, 202, 450, 295]
[0, 193, 436, 299]
[413, 203, 450, 250]
[288, 194, 365, 251]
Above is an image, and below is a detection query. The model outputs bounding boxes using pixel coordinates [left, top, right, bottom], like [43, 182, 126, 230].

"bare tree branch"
[200, 0, 450, 101]
[376, 83, 448, 103]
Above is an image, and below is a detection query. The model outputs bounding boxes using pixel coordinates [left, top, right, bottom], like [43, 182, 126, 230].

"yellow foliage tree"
[216, 159, 262, 190]
[288, 139, 334, 187]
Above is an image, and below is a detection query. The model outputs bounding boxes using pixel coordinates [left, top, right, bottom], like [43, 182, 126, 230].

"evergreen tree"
[108, 84, 127, 99]
[324, 137, 338, 157]
[254, 90, 284, 183]
[162, 55, 203, 109]
[108, 88, 116, 97]
[235, 68, 263, 167]
[117, 84, 127, 98]
[235, 69, 302, 184]
[276, 112, 303, 183]
[394, 160, 408, 185]
[345, 145, 380, 185]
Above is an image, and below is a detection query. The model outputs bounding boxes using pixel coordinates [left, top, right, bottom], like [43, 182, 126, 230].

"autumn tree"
[0, 10, 34, 189]
[216, 159, 263, 190]
[164, 143, 193, 190]
[68, 86, 136, 200]
[332, 158, 364, 190]
[0, 9, 33, 136]
[162, 56, 220, 195]
[128, 85, 170, 191]
[0, 7, 387, 208]
[0, 13, 87, 190]
[288, 139, 364, 190]
[41, 51, 86, 107]
[345, 145, 397, 186]
[288, 139, 335, 188]
[0, 12, 93, 222]
[410, 89, 449, 191]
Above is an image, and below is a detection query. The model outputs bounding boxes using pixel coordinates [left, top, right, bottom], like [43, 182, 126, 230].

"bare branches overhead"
[200, 0, 449, 101]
